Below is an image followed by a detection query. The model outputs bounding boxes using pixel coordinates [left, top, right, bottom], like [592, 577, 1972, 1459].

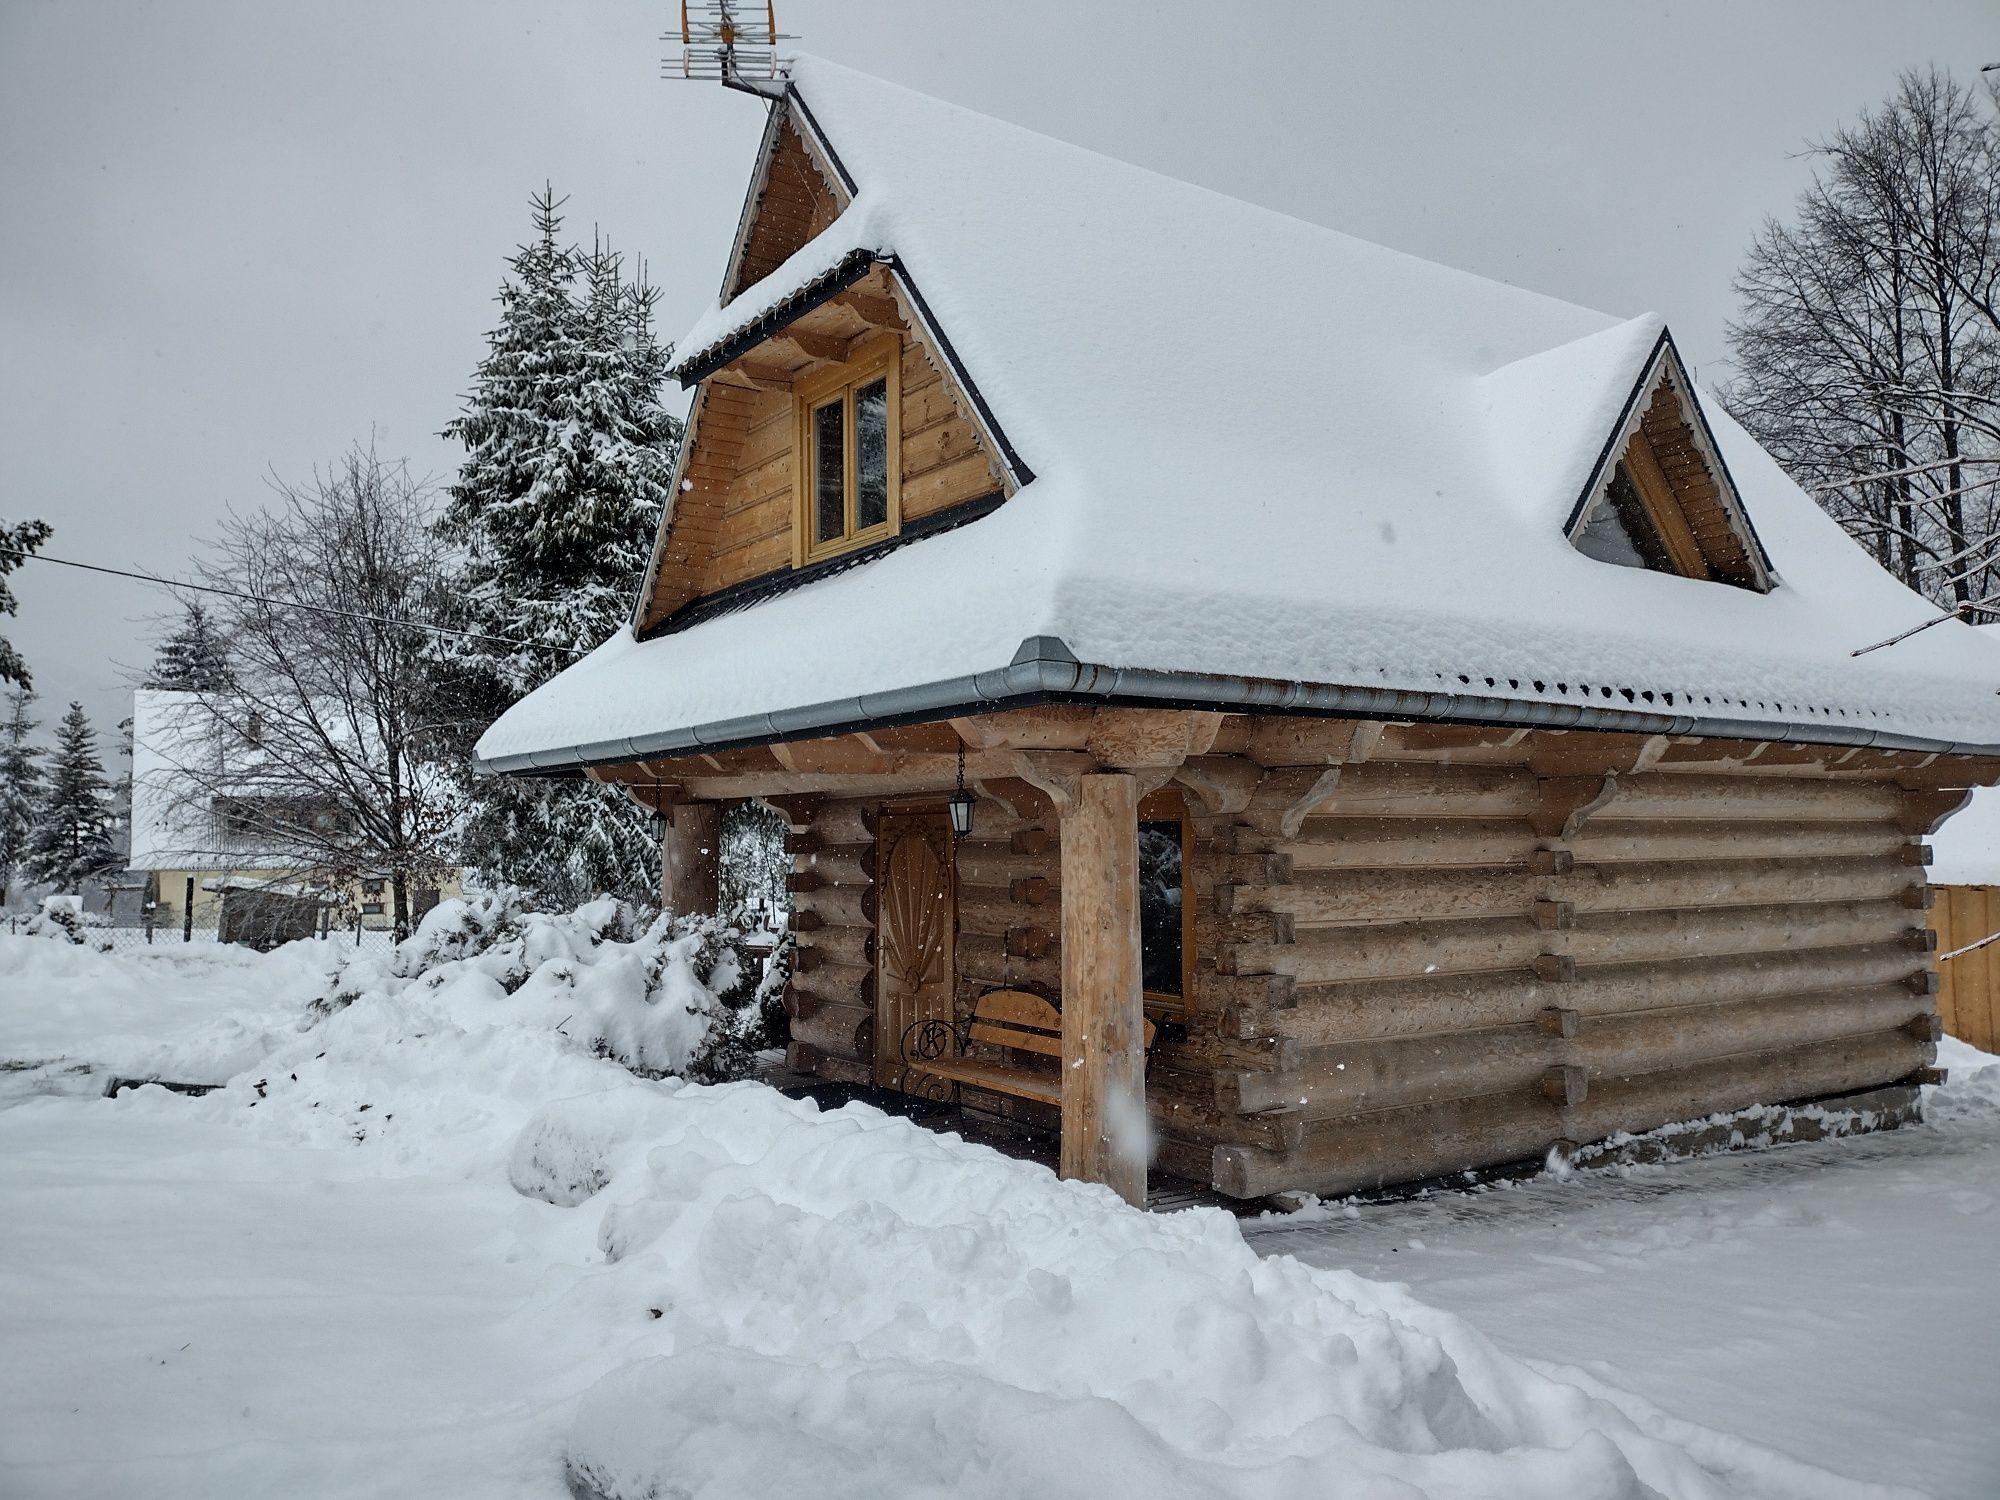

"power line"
[0, 545, 573, 656]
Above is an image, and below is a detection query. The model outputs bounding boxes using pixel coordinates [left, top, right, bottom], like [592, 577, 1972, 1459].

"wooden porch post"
[662, 802, 721, 917]
[1057, 772, 1147, 1206]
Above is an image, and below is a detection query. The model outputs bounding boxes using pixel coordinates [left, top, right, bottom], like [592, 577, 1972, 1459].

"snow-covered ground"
[1, 929, 1995, 1499]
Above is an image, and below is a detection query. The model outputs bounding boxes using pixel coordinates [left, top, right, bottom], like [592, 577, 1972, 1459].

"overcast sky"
[3, 0, 1997, 741]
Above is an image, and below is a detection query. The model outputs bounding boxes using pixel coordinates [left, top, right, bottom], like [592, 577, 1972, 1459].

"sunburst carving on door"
[875, 810, 955, 1094]
[883, 833, 948, 987]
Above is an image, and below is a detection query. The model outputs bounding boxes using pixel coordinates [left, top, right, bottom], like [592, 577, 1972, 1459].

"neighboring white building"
[128, 689, 458, 943]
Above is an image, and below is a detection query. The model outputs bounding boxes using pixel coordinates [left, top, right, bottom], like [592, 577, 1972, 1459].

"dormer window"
[794, 333, 900, 563]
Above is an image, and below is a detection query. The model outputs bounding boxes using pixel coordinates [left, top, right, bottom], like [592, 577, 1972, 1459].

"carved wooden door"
[875, 806, 956, 1095]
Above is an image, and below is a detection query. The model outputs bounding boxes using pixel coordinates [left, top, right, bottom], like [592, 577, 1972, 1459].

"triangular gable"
[630, 92, 1029, 639]
[718, 106, 851, 306]
[1567, 333, 1771, 591]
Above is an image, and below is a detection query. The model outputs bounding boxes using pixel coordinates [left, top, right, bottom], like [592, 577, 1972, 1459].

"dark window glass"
[855, 378, 889, 531]
[813, 399, 845, 543]
[1138, 819, 1184, 996]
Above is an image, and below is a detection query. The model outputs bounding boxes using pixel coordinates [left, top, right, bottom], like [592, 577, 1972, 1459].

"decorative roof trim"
[675, 248, 882, 384]
[1564, 329, 1774, 589]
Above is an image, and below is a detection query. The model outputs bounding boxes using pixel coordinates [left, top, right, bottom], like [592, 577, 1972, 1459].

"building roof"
[476, 58, 2000, 774]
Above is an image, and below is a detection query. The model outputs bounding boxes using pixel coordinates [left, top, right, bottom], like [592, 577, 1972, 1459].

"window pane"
[855, 377, 889, 531]
[1138, 819, 1184, 996]
[813, 399, 845, 543]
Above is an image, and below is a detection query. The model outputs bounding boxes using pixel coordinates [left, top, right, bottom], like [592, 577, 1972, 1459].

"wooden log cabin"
[476, 59, 2000, 1207]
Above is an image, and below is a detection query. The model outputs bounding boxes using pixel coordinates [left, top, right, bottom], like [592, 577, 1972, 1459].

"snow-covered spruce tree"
[0, 687, 42, 906]
[438, 192, 682, 909]
[146, 601, 232, 690]
[23, 701, 118, 893]
[0, 516, 53, 690]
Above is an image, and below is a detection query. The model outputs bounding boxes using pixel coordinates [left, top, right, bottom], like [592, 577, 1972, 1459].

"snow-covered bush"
[23, 894, 108, 950]
[305, 890, 790, 1083]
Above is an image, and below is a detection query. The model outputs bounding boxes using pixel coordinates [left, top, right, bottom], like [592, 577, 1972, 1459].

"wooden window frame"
[792, 331, 902, 566]
[1138, 788, 1195, 1014]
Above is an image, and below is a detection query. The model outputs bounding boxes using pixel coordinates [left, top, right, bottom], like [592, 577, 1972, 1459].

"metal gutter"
[473, 635, 2000, 777]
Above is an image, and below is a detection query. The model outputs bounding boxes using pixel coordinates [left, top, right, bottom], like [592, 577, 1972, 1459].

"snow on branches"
[437, 188, 683, 909]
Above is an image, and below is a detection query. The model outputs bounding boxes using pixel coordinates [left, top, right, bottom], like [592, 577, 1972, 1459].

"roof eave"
[473, 635, 2000, 778]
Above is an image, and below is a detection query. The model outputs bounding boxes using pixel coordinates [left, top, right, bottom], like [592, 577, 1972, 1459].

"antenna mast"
[664, 1, 794, 93]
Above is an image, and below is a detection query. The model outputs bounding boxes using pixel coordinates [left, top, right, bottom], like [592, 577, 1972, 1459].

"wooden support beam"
[839, 289, 902, 329]
[1057, 772, 1148, 1206]
[770, 327, 850, 363]
[662, 802, 721, 917]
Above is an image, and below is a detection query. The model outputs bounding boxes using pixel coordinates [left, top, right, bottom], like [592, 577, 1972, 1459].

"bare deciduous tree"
[149, 447, 461, 937]
[1727, 68, 2000, 612]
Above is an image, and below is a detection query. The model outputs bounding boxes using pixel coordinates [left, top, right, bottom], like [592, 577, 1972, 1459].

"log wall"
[757, 718, 1982, 1203]
[1205, 729, 1955, 1200]
[782, 797, 878, 1088]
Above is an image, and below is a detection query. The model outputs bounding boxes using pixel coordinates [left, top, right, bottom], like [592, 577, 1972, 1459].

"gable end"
[1567, 333, 1772, 592]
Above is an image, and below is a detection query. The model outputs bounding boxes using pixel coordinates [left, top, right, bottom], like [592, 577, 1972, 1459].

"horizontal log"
[1150, 1090, 1304, 1154]
[955, 885, 1051, 936]
[794, 883, 870, 930]
[955, 840, 1059, 887]
[1221, 1025, 1559, 1116]
[789, 960, 873, 1010]
[1213, 1027, 1931, 1198]
[1226, 914, 1542, 983]
[795, 842, 873, 887]
[956, 932, 1060, 990]
[1221, 983, 1930, 1118]
[790, 1001, 872, 1061]
[1239, 817, 1538, 870]
[1560, 855, 1919, 913]
[1244, 762, 1537, 826]
[1567, 819, 1915, 864]
[1221, 865, 1530, 924]
[799, 800, 876, 846]
[1606, 773, 1907, 823]
[1565, 898, 1917, 965]
[1582, 985, 1930, 1082]
[797, 923, 872, 970]
[1234, 941, 1927, 1044]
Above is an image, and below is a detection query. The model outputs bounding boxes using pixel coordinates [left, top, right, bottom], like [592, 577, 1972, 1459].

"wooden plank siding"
[640, 268, 1006, 625]
[1930, 884, 2000, 1053]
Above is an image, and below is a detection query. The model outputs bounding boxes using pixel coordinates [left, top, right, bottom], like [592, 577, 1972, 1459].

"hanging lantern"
[948, 743, 975, 837]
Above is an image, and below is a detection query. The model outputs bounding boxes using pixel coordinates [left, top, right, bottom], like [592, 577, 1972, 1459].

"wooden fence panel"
[1932, 885, 2000, 1053]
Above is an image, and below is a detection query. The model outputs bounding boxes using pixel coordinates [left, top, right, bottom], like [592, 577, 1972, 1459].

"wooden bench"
[905, 988, 1155, 1106]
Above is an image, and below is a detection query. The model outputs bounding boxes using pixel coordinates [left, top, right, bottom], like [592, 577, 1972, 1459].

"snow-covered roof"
[477, 58, 2000, 773]
[129, 690, 287, 872]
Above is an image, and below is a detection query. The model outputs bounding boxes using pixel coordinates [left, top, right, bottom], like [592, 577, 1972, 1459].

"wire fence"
[4, 913, 404, 956]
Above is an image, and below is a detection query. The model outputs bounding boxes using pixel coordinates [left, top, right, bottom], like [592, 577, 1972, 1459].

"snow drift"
[538, 1083, 1906, 1500]
[1, 932, 1955, 1499]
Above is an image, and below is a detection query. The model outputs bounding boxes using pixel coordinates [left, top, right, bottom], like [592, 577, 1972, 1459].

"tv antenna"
[665, 1, 793, 92]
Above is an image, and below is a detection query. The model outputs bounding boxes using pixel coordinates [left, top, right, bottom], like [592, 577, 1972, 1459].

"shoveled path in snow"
[1244, 1102, 2000, 1500]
